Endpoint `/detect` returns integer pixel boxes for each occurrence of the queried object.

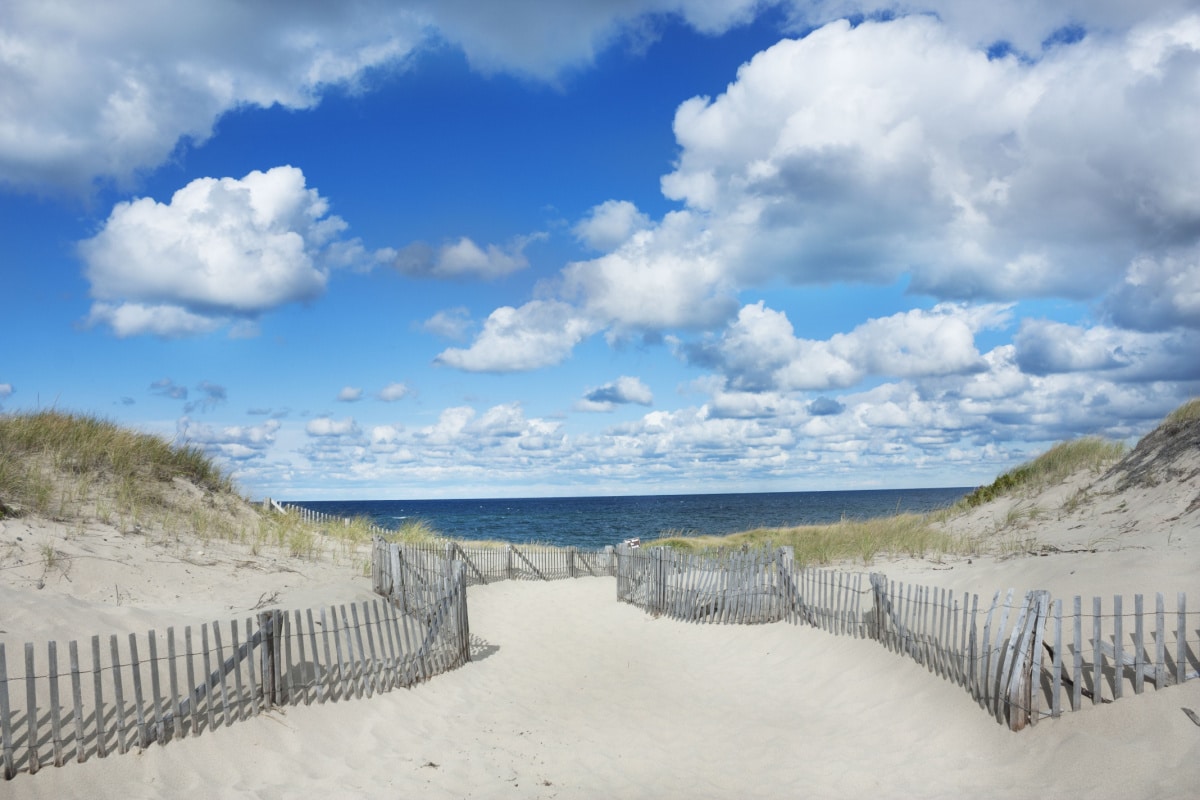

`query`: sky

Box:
[2,1,1200,501]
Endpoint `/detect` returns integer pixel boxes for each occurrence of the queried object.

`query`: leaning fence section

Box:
[0,559,469,781]
[614,544,1199,732]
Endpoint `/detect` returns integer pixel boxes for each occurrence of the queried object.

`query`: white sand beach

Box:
[2,532,1199,799]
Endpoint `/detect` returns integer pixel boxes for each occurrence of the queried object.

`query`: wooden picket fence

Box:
[615,545,1200,731]
[0,557,469,780]
[267,499,392,536]
[373,538,616,589]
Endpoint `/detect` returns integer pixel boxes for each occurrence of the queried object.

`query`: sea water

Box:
[291,488,971,549]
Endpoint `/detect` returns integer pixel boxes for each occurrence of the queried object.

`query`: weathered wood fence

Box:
[615,545,1199,731]
[0,558,469,781]
[373,538,616,589]
[267,499,392,536]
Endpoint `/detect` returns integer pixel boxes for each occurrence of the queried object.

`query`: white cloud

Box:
[393,233,545,279]
[421,307,474,341]
[653,14,1200,307]
[438,11,1200,372]
[177,417,280,461]
[791,1,1199,58]
[0,383,12,399]
[378,382,412,402]
[577,376,654,411]
[434,300,599,372]
[690,301,1008,392]
[88,303,223,339]
[337,386,364,402]
[1106,246,1200,331]
[561,210,740,333]
[1,0,785,192]
[1013,320,1200,381]
[0,1,425,191]
[573,200,651,251]
[414,0,762,79]
[306,416,360,437]
[80,166,381,337]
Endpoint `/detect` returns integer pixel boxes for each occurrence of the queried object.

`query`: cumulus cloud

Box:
[688,301,1008,392]
[378,382,412,401]
[421,307,474,341]
[1014,320,1200,381]
[573,200,652,251]
[79,166,382,337]
[393,234,544,279]
[576,376,654,411]
[1,0,789,192]
[0,383,12,400]
[0,1,428,191]
[413,0,763,79]
[306,416,361,437]
[1106,246,1200,331]
[561,210,740,333]
[651,15,1200,305]
[177,417,280,461]
[437,12,1200,371]
[337,386,364,402]
[434,300,599,372]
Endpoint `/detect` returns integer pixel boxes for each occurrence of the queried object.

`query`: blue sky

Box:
[3,1,1200,500]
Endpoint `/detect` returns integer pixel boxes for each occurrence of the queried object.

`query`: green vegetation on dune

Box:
[1165,398,1200,426]
[958,437,1125,509]
[645,512,963,567]
[0,409,232,518]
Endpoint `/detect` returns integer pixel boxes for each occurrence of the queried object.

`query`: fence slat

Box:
[24,643,39,774]
[243,619,259,716]
[1051,599,1063,718]
[1177,593,1187,686]
[146,631,165,744]
[167,628,181,740]
[69,641,85,764]
[128,634,148,749]
[110,636,128,755]
[1093,597,1103,705]
[1156,593,1166,691]
[90,636,106,757]
[230,622,246,722]
[1134,595,1145,695]
[48,641,63,767]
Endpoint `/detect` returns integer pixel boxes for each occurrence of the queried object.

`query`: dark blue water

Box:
[291,488,971,549]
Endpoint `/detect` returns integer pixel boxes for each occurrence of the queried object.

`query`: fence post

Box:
[568,547,577,579]
[258,612,276,709]
[605,545,615,577]
[505,545,514,580]
[778,547,795,624]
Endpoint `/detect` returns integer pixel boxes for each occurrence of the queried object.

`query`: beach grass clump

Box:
[644,512,961,567]
[959,436,1124,509]
[1165,398,1200,426]
[0,409,233,520]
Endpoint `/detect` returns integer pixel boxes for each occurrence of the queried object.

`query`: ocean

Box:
[292,487,972,549]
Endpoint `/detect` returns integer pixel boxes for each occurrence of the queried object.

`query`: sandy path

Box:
[7,576,1200,799]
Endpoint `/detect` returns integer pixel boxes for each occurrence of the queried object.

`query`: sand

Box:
[3,457,1200,797]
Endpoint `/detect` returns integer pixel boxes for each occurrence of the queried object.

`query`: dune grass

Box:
[1165,398,1200,426]
[0,409,232,520]
[957,436,1125,509]
[644,433,1132,565]
[644,512,964,567]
